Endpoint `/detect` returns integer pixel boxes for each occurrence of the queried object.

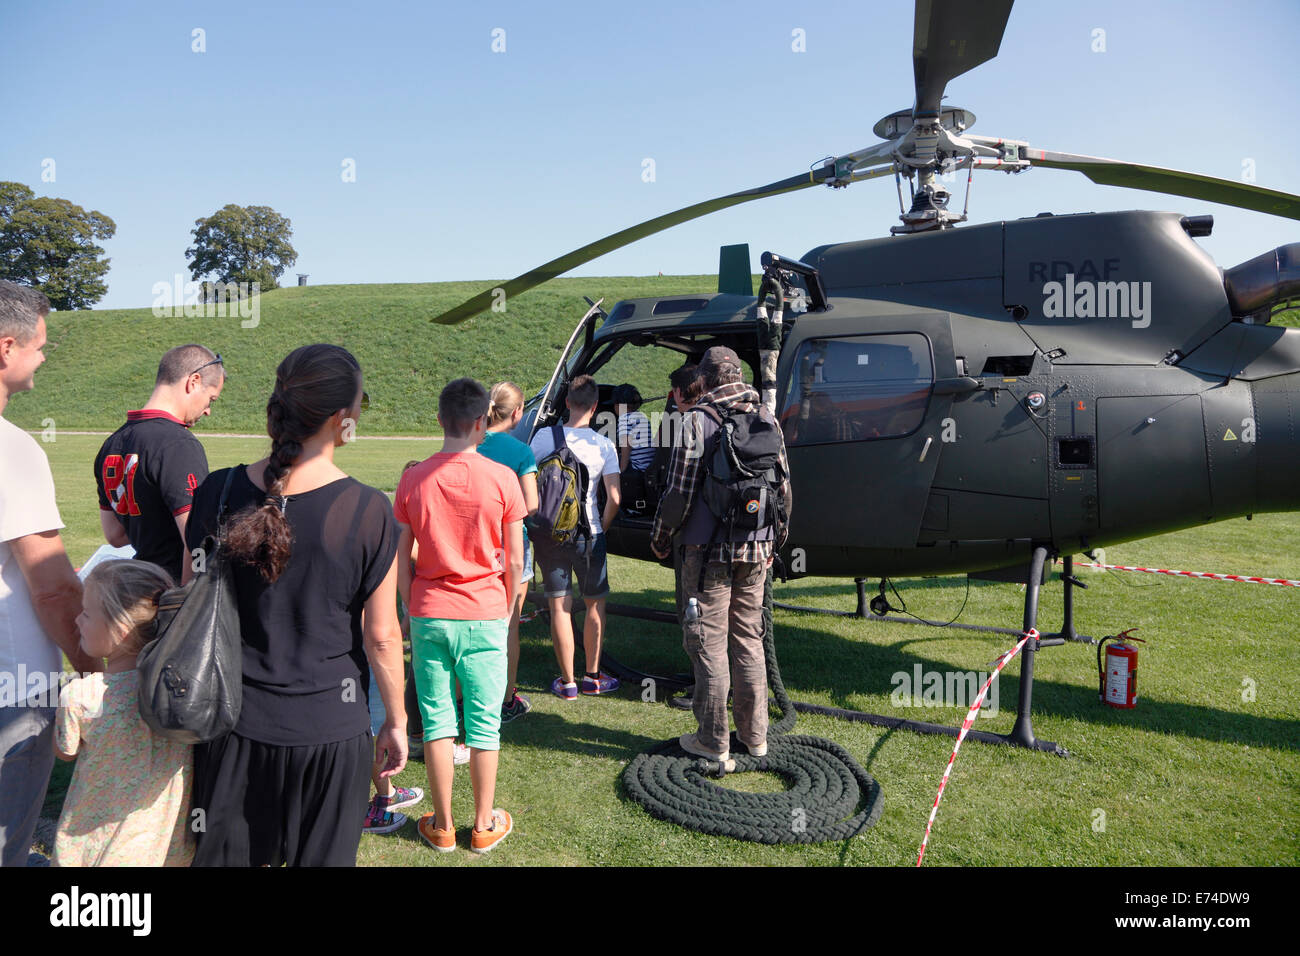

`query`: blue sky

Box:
[2,0,1297,311]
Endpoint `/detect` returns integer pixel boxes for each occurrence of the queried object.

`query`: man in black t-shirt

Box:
[94,344,224,582]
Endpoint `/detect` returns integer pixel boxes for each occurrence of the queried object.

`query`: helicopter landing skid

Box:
[596,548,1069,755]
[789,701,1065,754]
[790,546,1066,755]
[773,578,1024,637]
[1041,554,1098,646]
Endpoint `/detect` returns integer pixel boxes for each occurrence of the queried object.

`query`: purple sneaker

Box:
[581,673,620,696]
[550,677,578,701]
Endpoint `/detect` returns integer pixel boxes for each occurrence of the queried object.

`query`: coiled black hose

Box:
[622,574,884,844]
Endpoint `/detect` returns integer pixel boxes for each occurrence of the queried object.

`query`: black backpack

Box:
[137,468,242,744]
[696,402,788,547]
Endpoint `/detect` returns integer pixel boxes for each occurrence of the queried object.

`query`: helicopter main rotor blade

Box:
[912,0,1014,118]
[431,167,837,325]
[1027,148,1300,220]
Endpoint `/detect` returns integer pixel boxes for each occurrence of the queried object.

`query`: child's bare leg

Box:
[583,597,607,674]
[469,748,499,830]
[372,748,393,798]
[505,588,525,703]
[548,594,575,683]
[425,738,455,828]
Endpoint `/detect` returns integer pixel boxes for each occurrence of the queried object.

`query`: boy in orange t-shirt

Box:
[395,378,525,854]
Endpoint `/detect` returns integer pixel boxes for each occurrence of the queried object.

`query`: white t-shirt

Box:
[618,411,655,471]
[0,416,66,704]
[530,424,620,532]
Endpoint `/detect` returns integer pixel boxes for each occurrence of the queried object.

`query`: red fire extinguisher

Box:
[1098,629,1145,708]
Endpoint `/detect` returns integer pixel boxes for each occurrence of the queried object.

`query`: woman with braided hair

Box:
[183,344,404,866]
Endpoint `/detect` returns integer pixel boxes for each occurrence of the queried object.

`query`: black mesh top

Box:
[186,465,399,746]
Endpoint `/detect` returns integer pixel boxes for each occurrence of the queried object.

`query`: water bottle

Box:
[684,597,701,623]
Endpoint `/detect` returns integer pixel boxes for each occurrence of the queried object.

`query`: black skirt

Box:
[192,730,371,867]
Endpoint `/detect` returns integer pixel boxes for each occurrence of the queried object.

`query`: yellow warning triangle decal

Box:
[1223,428,1238,441]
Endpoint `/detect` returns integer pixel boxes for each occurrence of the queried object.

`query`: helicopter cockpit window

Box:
[778,334,933,445]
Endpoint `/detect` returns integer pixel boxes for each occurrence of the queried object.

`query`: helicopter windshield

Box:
[779,333,933,445]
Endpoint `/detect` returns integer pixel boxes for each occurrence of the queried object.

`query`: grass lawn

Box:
[35,434,1299,866]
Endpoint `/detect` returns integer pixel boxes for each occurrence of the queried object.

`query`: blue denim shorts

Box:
[535,534,609,599]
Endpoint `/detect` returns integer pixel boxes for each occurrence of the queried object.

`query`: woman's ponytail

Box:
[487,381,524,428]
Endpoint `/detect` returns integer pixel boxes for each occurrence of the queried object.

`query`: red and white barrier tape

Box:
[915,627,1039,867]
[1076,561,1300,587]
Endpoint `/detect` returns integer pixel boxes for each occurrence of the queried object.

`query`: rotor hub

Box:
[873,106,975,141]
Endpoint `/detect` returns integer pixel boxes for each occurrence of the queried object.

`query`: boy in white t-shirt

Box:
[528,375,622,700]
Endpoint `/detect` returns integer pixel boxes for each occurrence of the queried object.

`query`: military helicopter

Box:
[431,0,1300,752]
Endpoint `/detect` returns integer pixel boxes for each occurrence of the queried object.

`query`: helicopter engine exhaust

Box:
[1223,243,1300,323]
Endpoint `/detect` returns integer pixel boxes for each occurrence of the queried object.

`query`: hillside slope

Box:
[6,276,716,434]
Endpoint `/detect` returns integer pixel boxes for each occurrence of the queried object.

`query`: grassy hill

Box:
[5,276,718,435]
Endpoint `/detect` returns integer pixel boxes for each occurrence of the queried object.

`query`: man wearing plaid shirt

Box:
[650,346,792,763]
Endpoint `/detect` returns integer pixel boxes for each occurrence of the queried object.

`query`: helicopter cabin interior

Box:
[519,291,960,571]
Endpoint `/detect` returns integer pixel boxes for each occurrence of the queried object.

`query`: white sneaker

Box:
[453,743,471,765]
[679,732,730,763]
[747,741,768,757]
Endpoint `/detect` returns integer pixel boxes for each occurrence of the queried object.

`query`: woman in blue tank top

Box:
[479,382,539,723]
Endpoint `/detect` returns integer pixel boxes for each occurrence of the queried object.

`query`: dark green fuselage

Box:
[524,210,1300,578]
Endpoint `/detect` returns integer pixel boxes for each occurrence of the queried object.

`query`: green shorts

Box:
[409,617,508,751]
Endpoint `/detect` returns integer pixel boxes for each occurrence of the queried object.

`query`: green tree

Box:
[186,204,297,294]
[0,182,116,311]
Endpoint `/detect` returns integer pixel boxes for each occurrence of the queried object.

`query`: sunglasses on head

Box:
[190,353,223,377]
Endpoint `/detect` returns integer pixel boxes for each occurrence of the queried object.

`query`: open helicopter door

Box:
[518,298,604,443]
[774,311,968,572]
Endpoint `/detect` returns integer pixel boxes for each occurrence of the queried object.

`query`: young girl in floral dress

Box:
[53,559,193,866]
